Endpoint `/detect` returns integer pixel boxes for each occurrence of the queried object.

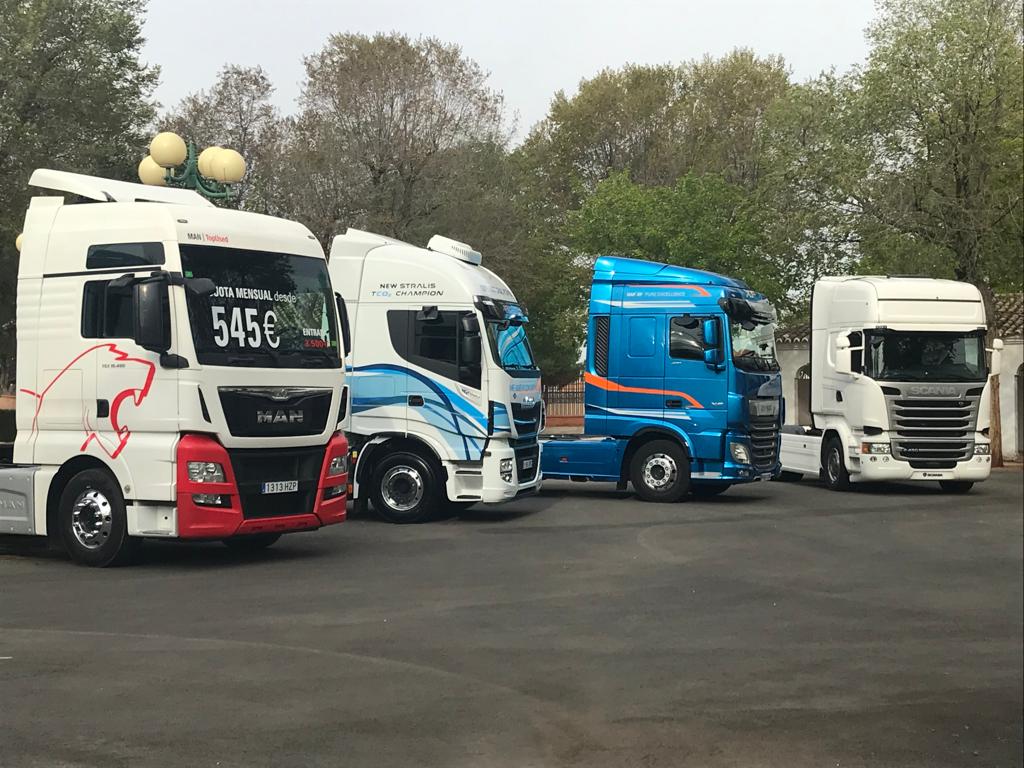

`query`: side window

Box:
[82,281,133,339]
[86,242,165,270]
[387,309,480,389]
[849,330,863,373]
[670,316,706,360]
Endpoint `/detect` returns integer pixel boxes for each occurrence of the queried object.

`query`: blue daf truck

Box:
[540,256,783,501]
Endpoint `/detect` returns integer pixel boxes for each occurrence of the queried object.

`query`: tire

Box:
[691,483,729,498]
[370,451,440,524]
[778,471,804,482]
[58,468,139,567]
[223,533,281,550]
[939,480,974,494]
[821,437,851,491]
[630,439,691,503]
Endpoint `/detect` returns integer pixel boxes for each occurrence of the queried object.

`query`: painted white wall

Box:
[777,340,1023,459]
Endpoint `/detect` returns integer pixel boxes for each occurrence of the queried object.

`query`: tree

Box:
[159,65,283,211]
[0,0,158,386]
[570,171,786,304]
[294,33,506,241]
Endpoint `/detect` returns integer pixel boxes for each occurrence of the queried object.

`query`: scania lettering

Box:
[779,276,1002,492]
[541,256,783,500]
[328,230,542,523]
[0,170,349,566]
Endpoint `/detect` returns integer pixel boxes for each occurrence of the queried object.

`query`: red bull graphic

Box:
[20,344,156,459]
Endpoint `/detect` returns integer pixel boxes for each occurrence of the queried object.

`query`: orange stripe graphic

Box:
[584,372,703,409]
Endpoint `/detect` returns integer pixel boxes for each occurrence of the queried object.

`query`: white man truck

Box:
[328,230,542,523]
[780,276,1003,492]
[0,170,349,566]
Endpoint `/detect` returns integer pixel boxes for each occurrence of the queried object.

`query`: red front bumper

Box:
[175,433,348,539]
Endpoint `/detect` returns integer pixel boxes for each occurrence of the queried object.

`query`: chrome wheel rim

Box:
[381,466,424,512]
[71,489,113,549]
[827,448,842,484]
[643,453,678,490]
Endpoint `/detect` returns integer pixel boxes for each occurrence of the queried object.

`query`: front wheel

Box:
[370,452,440,524]
[223,533,281,551]
[939,480,974,494]
[821,437,851,491]
[630,439,691,503]
[58,468,139,567]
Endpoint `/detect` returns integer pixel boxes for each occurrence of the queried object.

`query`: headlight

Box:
[500,458,514,483]
[328,455,349,476]
[187,461,225,483]
[729,442,751,465]
[974,443,990,455]
[860,442,890,455]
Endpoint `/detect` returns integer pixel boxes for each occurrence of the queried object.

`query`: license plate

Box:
[261,480,298,494]
[522,459,534,469]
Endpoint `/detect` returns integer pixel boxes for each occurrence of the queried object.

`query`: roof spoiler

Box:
[29,169,215,207]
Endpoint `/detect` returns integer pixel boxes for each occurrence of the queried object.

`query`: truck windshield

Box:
[865,330,987,382]
[180,244,340,369]
[730,321,779,372]
[485,322,537,372]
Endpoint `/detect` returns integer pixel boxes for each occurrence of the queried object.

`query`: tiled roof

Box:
[777,291,1024,344]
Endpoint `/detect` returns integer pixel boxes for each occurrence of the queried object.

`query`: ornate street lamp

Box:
[138,131,246,199]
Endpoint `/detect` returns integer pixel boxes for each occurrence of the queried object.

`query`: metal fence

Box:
[542,378,585,418]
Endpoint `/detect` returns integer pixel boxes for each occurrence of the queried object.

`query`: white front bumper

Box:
[444,441,542,504]
[851,454,992,482]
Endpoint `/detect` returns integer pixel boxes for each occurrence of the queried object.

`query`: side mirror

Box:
[133,277,171,354]
[185,277,216,297]
[989,338,1004,376]
[460,313,480,335]
[335,292,352,356]
[460,335,481,366]
[835,333,852,376]
[702,318,722,369]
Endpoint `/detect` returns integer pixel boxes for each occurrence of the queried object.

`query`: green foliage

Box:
[0,0,158,385]
[571,172,785,304]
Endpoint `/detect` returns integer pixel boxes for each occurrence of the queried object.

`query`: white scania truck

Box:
[328,230,542,523]
[780,276,1002,492]
[0,170,349,566]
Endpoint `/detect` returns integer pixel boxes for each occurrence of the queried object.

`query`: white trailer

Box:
[329,230,542,523]
[780,276,1002,492]
[0,170,350,565]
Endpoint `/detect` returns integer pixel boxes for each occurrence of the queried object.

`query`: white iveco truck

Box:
[0,170,349,566]
[780,276,1002,492]
[329,230,542,523]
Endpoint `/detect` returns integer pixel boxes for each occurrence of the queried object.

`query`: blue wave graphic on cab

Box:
[350,364,488,460]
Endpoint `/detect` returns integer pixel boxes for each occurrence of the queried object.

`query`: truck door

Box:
[664,315,727,460]
[607,313,665,433]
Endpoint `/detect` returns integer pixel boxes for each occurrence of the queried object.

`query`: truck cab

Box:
[541,256,782,501]
[780,276,1000,492]
[328,230,542,523]
[0,170,349,565]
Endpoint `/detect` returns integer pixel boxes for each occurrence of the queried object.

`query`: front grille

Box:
[749,418,780,469]
[884,386,979,466]
[511,401,541,438]
[219,387,333,438]
[514,443,539,482]
[226,445,326,519]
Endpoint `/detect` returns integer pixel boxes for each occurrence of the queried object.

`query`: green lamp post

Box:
[138,132,246,199]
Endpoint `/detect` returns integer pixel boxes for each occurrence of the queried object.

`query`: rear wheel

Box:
[223,533,281,550]
[821,437,851,491]
[370,451,440,524]
[939,480,974,494]
[58,468,139,567]
[630,439,691,503]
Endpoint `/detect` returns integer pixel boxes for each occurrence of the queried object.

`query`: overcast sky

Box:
[142,0,877,138]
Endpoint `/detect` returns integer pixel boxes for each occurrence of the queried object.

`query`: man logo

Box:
[257,410,305,424]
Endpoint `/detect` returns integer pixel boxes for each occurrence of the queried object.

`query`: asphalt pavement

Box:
[1,471,1021,768]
